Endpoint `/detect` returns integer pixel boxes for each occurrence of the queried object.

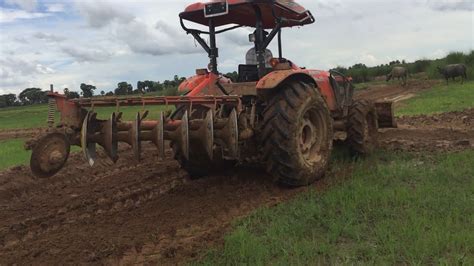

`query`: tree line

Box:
[1,51,472,108]
[0,75,187,108]
[332,51,473,83]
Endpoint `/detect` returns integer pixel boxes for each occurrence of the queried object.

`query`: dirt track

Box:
[0,80,473,264]
[0,128,43,141]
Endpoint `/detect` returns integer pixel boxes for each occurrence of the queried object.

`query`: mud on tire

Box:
[346,100,379,155]
[261,81,333,187]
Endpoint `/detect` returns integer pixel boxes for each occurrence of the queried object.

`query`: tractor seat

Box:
[238,64,275,82]
[238,64,259,82]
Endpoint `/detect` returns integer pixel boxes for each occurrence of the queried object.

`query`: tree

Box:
[137,81,145,93]
[80,83,96,98]
[100,90,105,96]
[64,88,80,99]
[151,81,163,92]
[0,94,16,108]
[115,82,133,95]
[105,91,114,96]
[18,88,48,105]
[225,71,238,82]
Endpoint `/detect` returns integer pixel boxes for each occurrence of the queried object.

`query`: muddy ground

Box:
[0,80,473,264]
[0,128,44,142]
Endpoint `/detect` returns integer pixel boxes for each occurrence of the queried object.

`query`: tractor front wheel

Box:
[346,100,379,155]
[261,81,333,187]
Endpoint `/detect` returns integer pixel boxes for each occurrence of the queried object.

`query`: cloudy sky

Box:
[0,0,472,95]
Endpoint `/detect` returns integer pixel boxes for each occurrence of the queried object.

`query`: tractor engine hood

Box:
[180,0,314,29]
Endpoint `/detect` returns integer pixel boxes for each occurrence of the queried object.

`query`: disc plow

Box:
[27,93,242,178]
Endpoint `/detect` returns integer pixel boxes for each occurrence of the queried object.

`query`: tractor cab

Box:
[179,0,315,84]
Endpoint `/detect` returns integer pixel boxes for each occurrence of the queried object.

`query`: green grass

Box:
[199,150,474,265]
[0,105,53,129]
[397,81,474,116]
[0,104,173,130]
[0,139,31,170]
[91,105,173,121]
[0,139,81,171]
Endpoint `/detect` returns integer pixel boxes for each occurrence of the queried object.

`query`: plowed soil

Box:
[0,149,315,265]
[0,128,43,141]
[1,80,473,264]
[355,79,441,103]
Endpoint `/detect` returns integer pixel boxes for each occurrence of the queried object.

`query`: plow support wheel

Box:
[31,133,71,178]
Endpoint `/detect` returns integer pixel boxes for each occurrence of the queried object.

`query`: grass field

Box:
[199,150,474,265]
[397,81,474,116]
[0,139,30,170]
[0,104,173,130]
[0,105,55,129]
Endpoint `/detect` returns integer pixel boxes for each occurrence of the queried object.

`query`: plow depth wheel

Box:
[31,133,71,178]
[262,81,333,187]
[346,100,379,155]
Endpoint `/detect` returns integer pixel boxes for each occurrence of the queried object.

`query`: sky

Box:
[0,0,473,95]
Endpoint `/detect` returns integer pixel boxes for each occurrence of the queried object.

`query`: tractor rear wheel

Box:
[261,81,333,187]
[346,100,379,155]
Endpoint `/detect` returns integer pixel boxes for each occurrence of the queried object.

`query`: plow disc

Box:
[80,110,193,164]
[81,112,119,166]
[78,108,237,166]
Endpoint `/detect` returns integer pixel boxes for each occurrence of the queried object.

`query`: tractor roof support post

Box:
[253,6,266,78]
[278,29,282,59]
[190,31,210,55]
[261,23,282,51]
[209,19,219,74]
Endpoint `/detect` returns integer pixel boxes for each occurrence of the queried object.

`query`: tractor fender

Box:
[256,70,337,111]
[256,70,316,90]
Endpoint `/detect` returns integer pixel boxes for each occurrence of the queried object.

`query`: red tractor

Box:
[28,0,395,186]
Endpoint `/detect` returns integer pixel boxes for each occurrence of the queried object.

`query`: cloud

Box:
[72,1,202,57]
[33,32,66,42]
[221,28,254,46]
[0,56,54,87]
[75,0,134,28]
[115,19,200,56]
[5,0,37,11]
[0,7,49,23]
[45,3,65,13]
[61,46,114,62]
[428,0,473,11]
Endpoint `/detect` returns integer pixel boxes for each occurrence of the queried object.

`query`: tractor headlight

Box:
[248,33,256,43]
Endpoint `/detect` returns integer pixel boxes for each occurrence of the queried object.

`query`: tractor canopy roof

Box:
[180,0,314,29]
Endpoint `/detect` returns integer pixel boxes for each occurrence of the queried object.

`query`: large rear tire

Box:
[261,81,333,187]
[346,100,379,155]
